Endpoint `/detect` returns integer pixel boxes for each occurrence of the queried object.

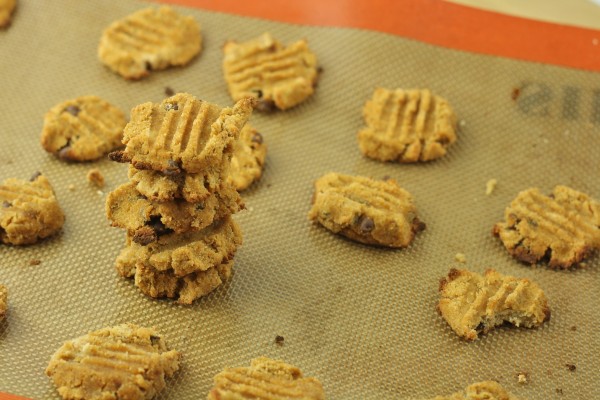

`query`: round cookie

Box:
[98,6,202,80]
[45,324,180,400]
[358,88,457,163]
[0,0,16,28]
[0,173,65,245]
[223,32,320,111]
[308,173,425,248]
[41,96,126,162]
[208,357,326,400]
[228,124,267,191]
[493,185,600,268]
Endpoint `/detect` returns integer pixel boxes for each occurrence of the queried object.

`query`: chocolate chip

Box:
[358,216,374,233]
[149,217,172,237]
[256,99,276,112]
[145,61,153,71]
[411,217,427,233]
[164,86,175,97]
[132,227,157,245]
[251,132,264,144]
[274,335,284,345]
[29,171,42,181]
[196,202,205,211]
[108,150,131,163]
[317,66,324,74]
[163,159,180,176]
[164,103,179,111]
[58,146,73,161]
[566,364,576,372]
[64,105,80,116]
[253,89,264,98]
[150,335,161,346]
[2,201,11,208]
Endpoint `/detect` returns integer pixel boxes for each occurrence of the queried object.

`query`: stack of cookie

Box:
[106,93,255,304]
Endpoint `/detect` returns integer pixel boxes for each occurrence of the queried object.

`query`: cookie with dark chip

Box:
[493,186,600,268]
[41,96,126,162]
[308,173,425,247]
[228,124,267,191]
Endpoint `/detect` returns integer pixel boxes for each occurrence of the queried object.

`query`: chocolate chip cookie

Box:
[358,88,457,162]
[438,268,550,341]
[109,93,255,174]
[0,173,65,245]
[46,324,180,400]
[98,6,201,79]
[208,357,326,400]
[493,185,600,268]
[228,124,267,191]
[308,173,425,247]
[223,32,320,111]
[0,0,16,28]
[41,96,126,162]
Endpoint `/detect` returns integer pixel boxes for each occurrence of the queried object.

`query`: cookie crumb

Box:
[517,373,528,384]
[274,335,284,346]
[454,253,467,263]
[165,86,175,96]
[29,259,42,266]
[87,169,105,188]
[485,179,497,195]
[68,184,76,191]
[570,326,577,331]
[566,363,576,372]
[556,388,563,395]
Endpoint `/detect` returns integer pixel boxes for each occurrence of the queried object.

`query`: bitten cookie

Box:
[109,93,255,174]
[430,381,521,400]
[41,96,127,162]
[223,32,320,111]
[98,6,201,79]
[308,173,425,247]
[116,216,242,277]
[46,324,180,400]
[438,268,550,341]
[106,182,243,243]
[0,284,7,320]
[358,88,457,162]
[208,357,326,400]
[493,186,600,269]
[228,124,267,191]
[0,173,65,245]
[0,0,16,28]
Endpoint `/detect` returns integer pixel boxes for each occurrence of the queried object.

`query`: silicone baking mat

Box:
[0,1,599,399]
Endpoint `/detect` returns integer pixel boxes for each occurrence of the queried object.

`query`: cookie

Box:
[430,381,520,400]
[357,88,457,162]
[0,284,7,320]
[46,324,180,400]
[134,260,233,304]
[308,173,425,247]
[493,186,600,268]
[208,357,326,400]
[0,173,65,245]
[438,268,550,341]
[98,6,201,79]
[106,182,243,243]
[128,163,228,203]
[228,124,267,191]
[41,96,127,162]
[0,0,16,28]
[109,93,255,174]
[223,32,320,111]
[117,216,242,277]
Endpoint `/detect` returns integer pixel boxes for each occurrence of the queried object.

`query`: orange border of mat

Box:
[0,394,31,400]
[158,0,600,72]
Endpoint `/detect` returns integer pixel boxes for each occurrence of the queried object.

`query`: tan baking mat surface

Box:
[1,1,599,399]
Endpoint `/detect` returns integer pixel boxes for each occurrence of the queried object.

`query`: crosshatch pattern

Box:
[0,1,599,399]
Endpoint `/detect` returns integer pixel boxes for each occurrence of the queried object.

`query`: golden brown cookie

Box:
[41,96,127,162]
[223,32,320,111]
[46,324,180,400]
[208,356,326,400]
[0,284,7,320]
[106,182,243,243]
[228,124,267,191]
[493,186,600,269]
[308,173,425,247]
[116,216,242,277]
[98,6,201,80]
[430,381,521,400]
[0,173,65,245]
[438,268,550,341]
[128,163,228,203]
[358,88,457,162]
[0,0,16,28]
[134,260,233,304]
[109,93,255,174]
